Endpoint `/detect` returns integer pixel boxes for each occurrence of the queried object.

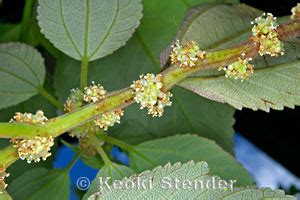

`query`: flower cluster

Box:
[95,109,124,131]
[291,3,300,20]
[64,88,85,113]
[11,136,54,163]
[0,167,9,191]
[219,56,254,81]
[251,13,284,57]
[170,40,206,69]
[10,111,54,163]
[83,82,106,103]
[64,82,124,137]
[9,110,48,124]
[131,74,172,117]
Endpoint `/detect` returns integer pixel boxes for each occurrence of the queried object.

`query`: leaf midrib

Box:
[0,66,37,89]
[88,0,120,60]
[59,0,82,58]
[0,51,42,86]
[83,0,90,59]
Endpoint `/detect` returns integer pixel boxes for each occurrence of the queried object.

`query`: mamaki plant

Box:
[0,0,299,199]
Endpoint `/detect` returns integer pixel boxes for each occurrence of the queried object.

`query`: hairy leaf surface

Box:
[37,0,143,61]
[84,163,135,200]
[88,161,294,199]
[0,43,45,109]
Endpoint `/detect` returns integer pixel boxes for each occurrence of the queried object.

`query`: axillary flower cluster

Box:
[131,74,172,117]
[170,40,206,69]
[64,82,124,137]
[251,13,284,57]
[9,111,54,163]
[218,55,254,81]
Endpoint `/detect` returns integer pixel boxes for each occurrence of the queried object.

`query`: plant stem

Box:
[89,134,111,165]
[0,18,299,168]
[0,19,298,140]
[19,0,35,41]
[96,134,157,167]
[96,134,134,152]
[65,152,81,171]
[80,57,89,89]
[37,87,63,110]
[0,145,19,168]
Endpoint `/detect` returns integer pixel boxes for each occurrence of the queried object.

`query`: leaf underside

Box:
[88,161,294,200]
[84,162,135,200]
[37,0,143,61]
[0,43,45,109]
[175,4,300,111]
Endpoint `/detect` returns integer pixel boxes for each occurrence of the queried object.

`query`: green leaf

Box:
[84,162,135,200]
[176,4,300,111]
[128,134,253,186]
[179,61,300,111]
[178,4,262,51]
[0,94,57,123]
[0,43,45,109]
[88,161,294,199]
[37,0,143,61]
[8,168,70,200]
